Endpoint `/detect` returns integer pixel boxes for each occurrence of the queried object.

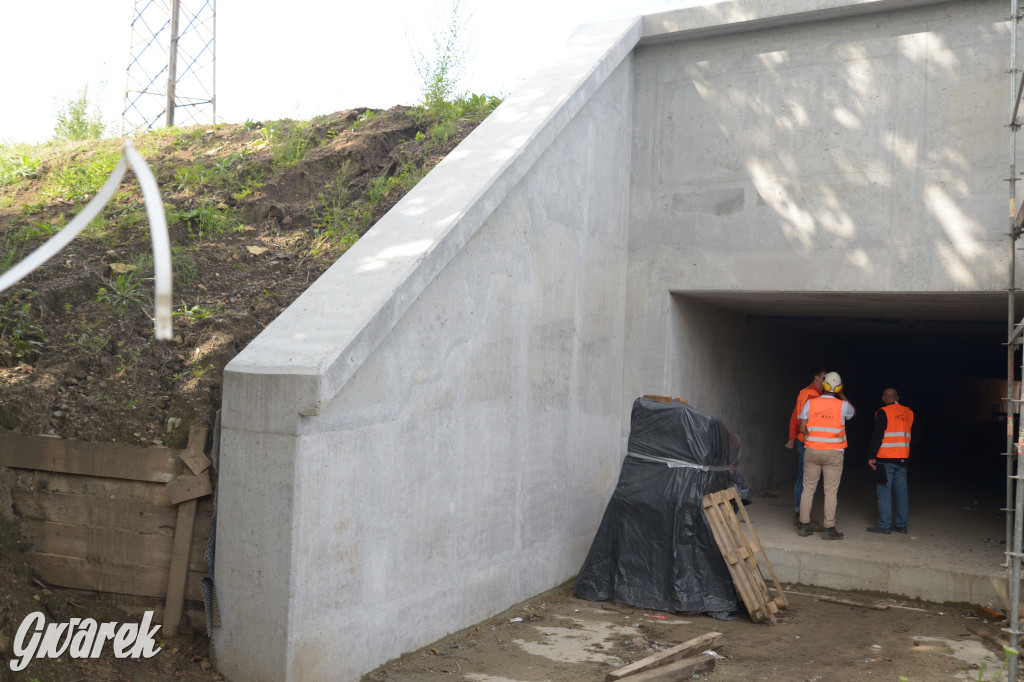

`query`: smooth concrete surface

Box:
[747,468,1012,608]
[214,1,1019,680]
[215,17,642,682]
[624,0,1012,494]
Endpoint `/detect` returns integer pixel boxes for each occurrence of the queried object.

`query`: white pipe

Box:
[0,140,173,341]
[123,140,173,340]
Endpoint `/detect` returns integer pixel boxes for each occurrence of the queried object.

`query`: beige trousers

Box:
[799,447,844,529]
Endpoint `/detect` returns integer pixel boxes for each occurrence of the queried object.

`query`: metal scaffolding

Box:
[1009,0,1024,678]
[121,0,216,136]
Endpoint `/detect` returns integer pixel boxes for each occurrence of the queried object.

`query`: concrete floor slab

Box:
[744,468,1012,607]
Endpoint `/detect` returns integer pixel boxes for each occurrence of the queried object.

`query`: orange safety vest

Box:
[793,385,820,443]
[876,403,913,459]
[804,397,847,450]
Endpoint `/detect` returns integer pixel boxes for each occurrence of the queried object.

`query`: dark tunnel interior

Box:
[764,311,1019,500]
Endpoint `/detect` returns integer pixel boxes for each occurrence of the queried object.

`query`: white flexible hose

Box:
[123,141,172,340]
[0,140,173,340]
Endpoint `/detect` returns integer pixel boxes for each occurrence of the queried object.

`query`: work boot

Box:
[866,525,891,534]
[793,511,800,527]
[809,514,825,532]
[893,526,907,534]
[820,526,844,541]
[797,522,813,537]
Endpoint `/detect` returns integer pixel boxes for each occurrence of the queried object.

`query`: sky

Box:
[0,0,713,145]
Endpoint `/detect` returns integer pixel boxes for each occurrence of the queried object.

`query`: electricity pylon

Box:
[121,0,215,135]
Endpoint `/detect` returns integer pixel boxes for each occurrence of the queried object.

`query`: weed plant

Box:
[168,202,241,239]
[0,151,42,189]
[95,270,147,310]
[53,86,105,141]
[0,295,47,365]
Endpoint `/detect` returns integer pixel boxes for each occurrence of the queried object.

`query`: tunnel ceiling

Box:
[679,291,1024,346]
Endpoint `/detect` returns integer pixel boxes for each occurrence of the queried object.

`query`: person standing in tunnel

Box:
[866,388,916,534]
[785,369,827,528]
[797,371,856,540]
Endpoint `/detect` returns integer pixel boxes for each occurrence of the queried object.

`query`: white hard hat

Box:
[823,371,843,393]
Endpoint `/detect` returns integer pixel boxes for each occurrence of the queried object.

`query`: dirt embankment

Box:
[0,106,481,449]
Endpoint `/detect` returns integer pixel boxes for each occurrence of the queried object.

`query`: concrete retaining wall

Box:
[215,1,1014,679]
[214,17,641,682]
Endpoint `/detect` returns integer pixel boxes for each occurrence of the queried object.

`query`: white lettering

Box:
[89,622,119,658]
[10,611,44,672]
[10,611,163,672]
[127,610,162,658]
[69,619,97,657]
[37,619,78,659]
[113,622,138,657]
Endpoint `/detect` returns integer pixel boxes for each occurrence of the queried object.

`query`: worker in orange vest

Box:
[797,371,856,540]
[866,388,916,534]
[784,369,827,528]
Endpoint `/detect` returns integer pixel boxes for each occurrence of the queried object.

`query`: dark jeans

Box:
[876,461,908,530]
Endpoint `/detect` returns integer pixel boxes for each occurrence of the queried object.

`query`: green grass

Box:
[168,201,242,239]
[44,147,121,204]
[0,295,47,364]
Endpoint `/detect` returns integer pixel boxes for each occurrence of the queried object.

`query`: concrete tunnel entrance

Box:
[670,291,1024,514]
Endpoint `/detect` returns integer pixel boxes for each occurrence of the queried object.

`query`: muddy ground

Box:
[364,580,1016,682]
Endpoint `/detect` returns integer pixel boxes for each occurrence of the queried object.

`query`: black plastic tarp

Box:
[574,397,750,619]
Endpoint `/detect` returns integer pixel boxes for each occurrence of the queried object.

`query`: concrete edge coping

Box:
[639,0,958,45]
[222,16,643,426]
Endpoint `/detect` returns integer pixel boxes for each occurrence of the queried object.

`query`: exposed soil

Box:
[363,580,1016,682]
[0,106,479,450]
[0,106,482,680]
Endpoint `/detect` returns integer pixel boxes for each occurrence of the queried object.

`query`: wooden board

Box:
[607,632,721,681]
[12,488,213,538]
[11,469,176,506]
[22,519,209,573]
[28,551,205,601]
[166,470,213,504]
[614,654,715,681]
[0,432,181,482]
[702,487,787,623]
[163,499,198,636]
[178,425,211,475]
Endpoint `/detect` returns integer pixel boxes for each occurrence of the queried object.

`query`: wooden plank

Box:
[59,587,206,627]
[613,654,715,682]
[12,485,213,531]
[703,492,764,621]
[816,595,889,610]
[28,551,205,601]
[10,469,174,506]
[731,491,789,610]
[606,632,721,681]
[702,488,786,623]
[22,520,208,573]
[166,470,213,505]
[0,432,181,482]
[178,425,211,475]
[164,499,198,636]
[12,488,214,534]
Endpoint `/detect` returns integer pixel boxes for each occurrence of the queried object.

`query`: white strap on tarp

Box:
[627,451,736,471]
[0,139,172,340]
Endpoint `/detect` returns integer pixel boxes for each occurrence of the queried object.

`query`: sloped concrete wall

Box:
[215,1,1015,679]
[624,0,1011,492]
[214,18,640,682]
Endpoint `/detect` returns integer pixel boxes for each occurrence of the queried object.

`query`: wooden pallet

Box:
[702,487,787,622]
